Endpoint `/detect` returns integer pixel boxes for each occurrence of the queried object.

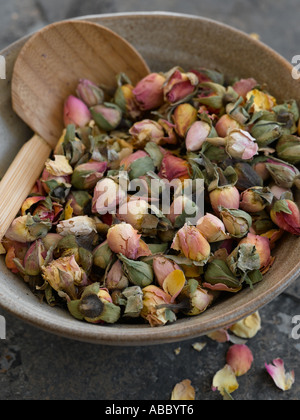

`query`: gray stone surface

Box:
[0,0,300,401]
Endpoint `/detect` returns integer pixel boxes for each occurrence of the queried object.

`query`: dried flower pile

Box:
[2,67,300,327]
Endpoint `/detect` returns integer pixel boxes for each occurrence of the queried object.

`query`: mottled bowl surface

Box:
[0,12,299,346]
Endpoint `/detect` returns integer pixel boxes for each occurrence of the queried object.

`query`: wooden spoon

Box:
[0,20,150,240]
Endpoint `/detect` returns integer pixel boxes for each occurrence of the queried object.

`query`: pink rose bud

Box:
[197,213,229,243]
[270,199,300,235]
[209,186,240,216]
[129,119,164,148]
[117,199,149,231]
[239,233,272,270]
[64,95,91,128]
[185,121,211,152]
[106,260,129,291]
[171,224,211,263]
[71,161,108,190]
[226,129,259,160]
[232,78,258,98]
[215,114,243,138]
[120,150,148,170]
[107,223,151,260]
[152,256,181,287]
[226,344,254,377]
[90,103,122,132]
[164,68,198,104]
[133,73,166,111]
[240,187,273,213]
[158,153,191,182]
[76,79,104,107]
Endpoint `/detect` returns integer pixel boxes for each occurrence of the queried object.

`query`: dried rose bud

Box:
[42,255,87,300]
[252,160,270,182]
[225,129,259,160]
[106,260,129,291]
[240,187,273,213]
[212,365,239,399]
[215,114,243,138]
[57,216,97,237]
[265,359,295,391]
[18,239,49,277]
[246,89,276,112]
[5,215,51,243]
[276,135,300,165]
[239,233,272,270]
[117,199,149,231]
[158,153,190,182]
[92,178,127,215]
[168,196,198,228]
[71,161,107,190]
[93,240,113,269]
[64,95,91,128]
[230,312,261,338]
[90,103,122,132]
[152,256,181,288]
[141,285,176,327]
[197,213,229,243]
[185,120,211,152]
[203,259,242,292]
[172,103,198,138]
[114,83,142,120]
[190,67,224,85]
[171,224,211,263]
[129,119,164,148]
[209,186,240,216]
[133,72,166,111]
[121,286,144,318]
[41,168,72,195]
[118,254,154,288]
[107,223,151,260]
[251,120,283,147]
[179,279,214,316]
[121,149,155,179]
[42,233,63,251]
[76,79,104,107]
[265,158,300,189]
[232,78,258,98]
[68,283,121,324]
[164,68,198,104]
[270,199,300,235]
[226,344,254,377]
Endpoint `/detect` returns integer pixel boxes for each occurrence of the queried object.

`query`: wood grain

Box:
[12,20,150,149]
[0,135,51,240]
[0,20,150,241]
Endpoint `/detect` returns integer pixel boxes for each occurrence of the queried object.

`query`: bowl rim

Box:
[0,11,299,346]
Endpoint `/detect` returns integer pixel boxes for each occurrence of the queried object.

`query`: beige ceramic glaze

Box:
[0,12,299,345]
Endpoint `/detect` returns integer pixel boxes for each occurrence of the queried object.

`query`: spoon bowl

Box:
[0,20,150,240]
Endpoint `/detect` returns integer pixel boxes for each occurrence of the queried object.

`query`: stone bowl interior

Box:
[0,12,299,346]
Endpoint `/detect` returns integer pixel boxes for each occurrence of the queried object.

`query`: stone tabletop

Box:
[0,0,299,401]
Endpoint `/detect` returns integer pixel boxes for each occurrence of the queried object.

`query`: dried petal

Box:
[226,344,254,376]
[171,380,195,401]
[45,155,73,177]
[265,359,295,391]
[212,365,239,398]
[163,270,186,302]
[230,312,261,339]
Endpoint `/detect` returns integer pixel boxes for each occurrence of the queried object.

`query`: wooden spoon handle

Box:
[0,135,51,241]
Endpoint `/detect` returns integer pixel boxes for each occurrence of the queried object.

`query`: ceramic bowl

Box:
[0,12,299,345]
